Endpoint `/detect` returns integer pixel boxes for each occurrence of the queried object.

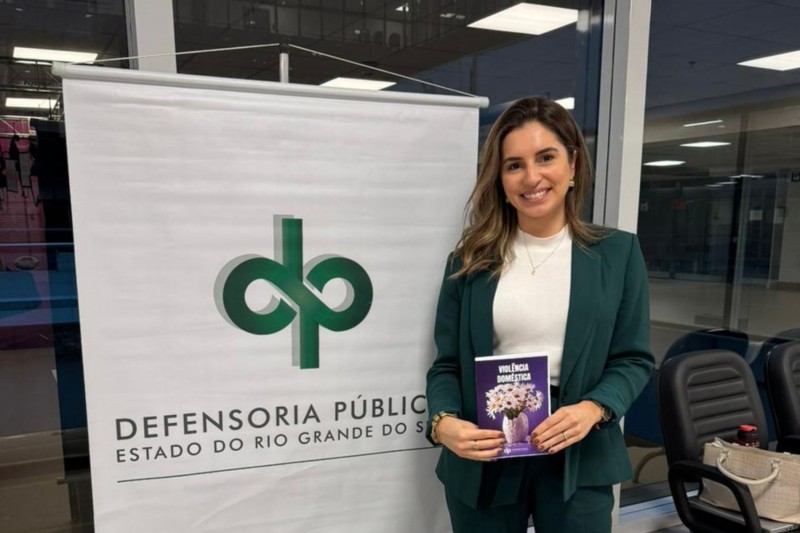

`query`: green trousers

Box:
[444,452,613,533]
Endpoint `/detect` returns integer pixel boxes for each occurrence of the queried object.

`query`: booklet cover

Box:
[474,352,550,458]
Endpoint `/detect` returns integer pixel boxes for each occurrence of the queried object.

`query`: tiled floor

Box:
[0,431,92,533]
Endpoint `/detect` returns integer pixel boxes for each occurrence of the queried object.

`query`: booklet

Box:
[474,352,551,458]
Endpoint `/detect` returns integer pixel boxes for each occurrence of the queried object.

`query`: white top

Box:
[493,225,572,386]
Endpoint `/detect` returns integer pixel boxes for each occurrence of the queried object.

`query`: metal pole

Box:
[279,42,289,84]
[726,112,751,331]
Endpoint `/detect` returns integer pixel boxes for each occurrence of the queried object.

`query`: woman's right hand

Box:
[436,416,505,461]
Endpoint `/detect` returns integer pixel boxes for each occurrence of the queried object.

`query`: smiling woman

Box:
[500,121,575,237]
[425,97,655,533]
[450,97,604,280]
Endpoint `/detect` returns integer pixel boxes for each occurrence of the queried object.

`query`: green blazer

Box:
[425,229,654,507]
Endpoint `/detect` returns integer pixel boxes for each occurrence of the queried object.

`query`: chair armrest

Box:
[669,460,761,532]
[777,435,800,455]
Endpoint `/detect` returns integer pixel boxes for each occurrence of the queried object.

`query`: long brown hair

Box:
[452,97,605,278]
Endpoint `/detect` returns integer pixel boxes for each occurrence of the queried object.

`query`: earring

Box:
[569,178,575,188]
[505,197,510,203]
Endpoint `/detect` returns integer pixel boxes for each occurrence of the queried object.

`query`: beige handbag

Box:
[701,438,800,524]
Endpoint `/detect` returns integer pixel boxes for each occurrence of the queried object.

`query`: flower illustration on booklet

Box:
[475,352,550,458]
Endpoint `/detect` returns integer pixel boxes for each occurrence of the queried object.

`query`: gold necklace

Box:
[521,227,568,276]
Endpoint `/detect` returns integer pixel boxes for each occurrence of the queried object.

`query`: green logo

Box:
[215,216,373,369]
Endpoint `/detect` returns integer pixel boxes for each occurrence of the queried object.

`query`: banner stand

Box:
[57,45,483,532]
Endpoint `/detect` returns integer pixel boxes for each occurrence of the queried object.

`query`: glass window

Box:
[173,0,605,159]
[0,1,129,531]
[623,0,800,505]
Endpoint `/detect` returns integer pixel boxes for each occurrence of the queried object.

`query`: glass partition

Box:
[0,1,129,531]
[173,0,605,157]
[623,0,800,505]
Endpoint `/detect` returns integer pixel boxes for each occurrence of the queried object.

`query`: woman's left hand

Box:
[529,400,602,454]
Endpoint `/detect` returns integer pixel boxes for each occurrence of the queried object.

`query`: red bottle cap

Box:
[739,424,757,432]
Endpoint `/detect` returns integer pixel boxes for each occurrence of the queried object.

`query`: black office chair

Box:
[750,329,800,443]
[658,349,769,533]
[625,328,749,481]
[765,340,800,454]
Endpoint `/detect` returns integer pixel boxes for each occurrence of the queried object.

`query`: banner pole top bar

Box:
[51,42,489,109]
[53,62,488,109]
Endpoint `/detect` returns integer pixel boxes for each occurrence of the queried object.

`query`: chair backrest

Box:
[625,328,750,447]
[765,340,800,439]
[751,328,800,382]
[657,349,768,466]
[664,328,749,361]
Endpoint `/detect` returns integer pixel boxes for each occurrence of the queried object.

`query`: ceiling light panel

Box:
[644,160,685,167]
[555,97,574,110]
[6,97,57,109]
[13,46,98,63]
[680,141,731,148]
[682,119,723,127]
[320,78,396,91]
[738,49,800,71]
[468,4,579,36]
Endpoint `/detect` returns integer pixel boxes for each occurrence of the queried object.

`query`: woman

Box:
[425,97,654,533]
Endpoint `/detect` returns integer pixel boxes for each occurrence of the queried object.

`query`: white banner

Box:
[61,66,478,532]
